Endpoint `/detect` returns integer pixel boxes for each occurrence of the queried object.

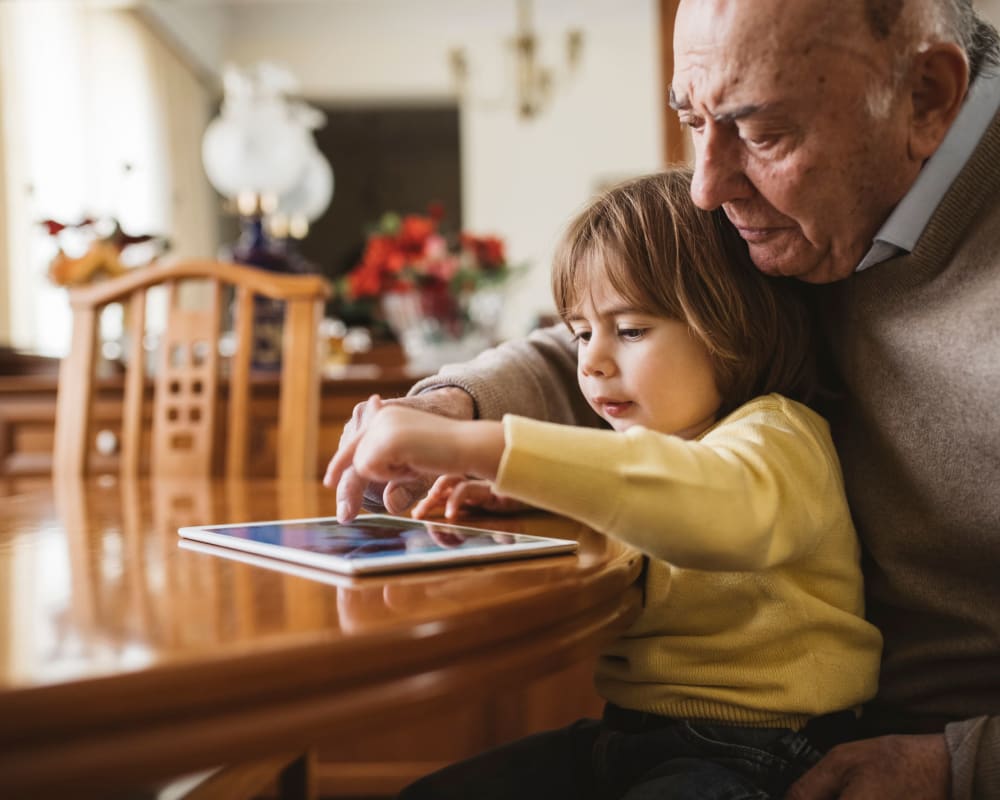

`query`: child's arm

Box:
[352,406,504,482]
[412,475,532,520]
[493,399,844,572]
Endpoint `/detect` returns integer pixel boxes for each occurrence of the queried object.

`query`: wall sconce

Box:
[450,0,584,120]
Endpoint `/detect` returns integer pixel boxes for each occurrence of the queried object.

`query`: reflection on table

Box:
[0,477,642,796]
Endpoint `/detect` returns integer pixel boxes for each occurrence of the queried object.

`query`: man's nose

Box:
[690,123,751,210]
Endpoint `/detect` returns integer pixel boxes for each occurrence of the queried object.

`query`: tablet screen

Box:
[178,514,578,575]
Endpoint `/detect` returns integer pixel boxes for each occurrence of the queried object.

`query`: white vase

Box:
[381,286,503,373]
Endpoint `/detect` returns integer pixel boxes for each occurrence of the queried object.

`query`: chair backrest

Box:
[54,259,331,481]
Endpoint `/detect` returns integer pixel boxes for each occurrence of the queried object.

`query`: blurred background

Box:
[0,0,683,357]
[1,0,998,359]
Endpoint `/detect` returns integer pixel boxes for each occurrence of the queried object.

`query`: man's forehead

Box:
[672,0,875,110]
[673,0,866,66]
[675,0,858,40]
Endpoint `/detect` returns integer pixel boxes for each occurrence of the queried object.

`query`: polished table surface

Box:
[0,477,643,796]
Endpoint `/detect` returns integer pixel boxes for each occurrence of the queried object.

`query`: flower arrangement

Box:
[40,217,169,286]
[342,205,510,299]
[336,205,515,366]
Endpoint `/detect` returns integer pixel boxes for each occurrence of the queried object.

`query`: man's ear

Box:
[907,42,969,162]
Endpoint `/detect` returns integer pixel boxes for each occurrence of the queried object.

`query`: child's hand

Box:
[349,402,445,483]
[323,387,476,522]
[326,396,505,521]
[412,475,531,520]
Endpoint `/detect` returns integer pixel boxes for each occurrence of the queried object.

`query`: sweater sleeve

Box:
[407,324,601,426]
[494,397,840,572]
[945,717,1000,800]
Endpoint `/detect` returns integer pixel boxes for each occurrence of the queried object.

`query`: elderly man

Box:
[327,1,1000,797]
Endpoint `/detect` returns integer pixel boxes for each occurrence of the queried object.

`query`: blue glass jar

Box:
[228,216,310,370]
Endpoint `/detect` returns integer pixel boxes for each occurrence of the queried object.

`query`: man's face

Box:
[672,0,924,283]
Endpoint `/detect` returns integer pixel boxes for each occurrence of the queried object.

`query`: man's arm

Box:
[408,324,599,425]
[946,716,1000,799]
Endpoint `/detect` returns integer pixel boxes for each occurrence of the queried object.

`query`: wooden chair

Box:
[52,260,329,796]
[53,259,331,481]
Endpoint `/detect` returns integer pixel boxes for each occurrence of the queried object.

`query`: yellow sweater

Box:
[495,393,882,729]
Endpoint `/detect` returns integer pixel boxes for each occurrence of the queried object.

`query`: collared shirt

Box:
[856,67,1000,272]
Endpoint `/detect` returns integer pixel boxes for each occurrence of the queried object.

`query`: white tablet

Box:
[177,513,578,576]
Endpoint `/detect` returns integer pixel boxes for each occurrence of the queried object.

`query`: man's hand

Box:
[785,734,949,800]
[323,387,475,521]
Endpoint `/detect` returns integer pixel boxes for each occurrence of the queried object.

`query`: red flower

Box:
[398,215,436,254]
[348,252,388,297]
[344,208,510,302]
[461,234,506,269]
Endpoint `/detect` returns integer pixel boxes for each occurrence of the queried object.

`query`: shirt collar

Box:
[856,67,1000,273]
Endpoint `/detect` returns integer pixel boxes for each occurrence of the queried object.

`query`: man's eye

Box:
[678,115,705,133]
[618,328,646,341]
[740,130,779,149]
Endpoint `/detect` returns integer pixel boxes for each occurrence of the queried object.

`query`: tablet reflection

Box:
[178,537,581,636]
[424,523,514,548]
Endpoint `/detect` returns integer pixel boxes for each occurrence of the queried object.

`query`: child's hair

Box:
[551,168,813,416]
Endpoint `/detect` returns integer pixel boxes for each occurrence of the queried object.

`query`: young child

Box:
[327,169,882,799]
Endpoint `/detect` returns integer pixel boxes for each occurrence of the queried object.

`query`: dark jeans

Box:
[397,704,851,800]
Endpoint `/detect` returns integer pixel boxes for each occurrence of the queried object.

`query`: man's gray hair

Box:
[879,0,1000,78]
[864,0,999,117]
[937,0,1000,78]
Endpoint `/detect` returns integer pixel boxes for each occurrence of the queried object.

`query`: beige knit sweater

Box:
[815,106,1000,799]
[411,107,1000,800]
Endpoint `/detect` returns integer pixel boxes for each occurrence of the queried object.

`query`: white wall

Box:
[221,0,664,337]
[139,0,229,84]
[980,0,1000,24]
[0,2,218,354]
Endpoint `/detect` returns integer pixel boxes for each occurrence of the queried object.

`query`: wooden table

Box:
[0,477,642,797]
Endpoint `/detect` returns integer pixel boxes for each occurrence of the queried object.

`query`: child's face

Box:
[567,281,721,438]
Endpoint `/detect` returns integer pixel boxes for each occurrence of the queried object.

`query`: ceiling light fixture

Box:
[450,0,584,120]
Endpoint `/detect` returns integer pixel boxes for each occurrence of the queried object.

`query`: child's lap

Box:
[397,713,824,800]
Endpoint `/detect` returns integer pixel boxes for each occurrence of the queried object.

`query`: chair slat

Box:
[121,291,148,475]
[152,281,221,476]
[202,279,222,472]
[278,296,322,481]
[151,281,179,475]
[54,306,99,475]
[226,285,254,479]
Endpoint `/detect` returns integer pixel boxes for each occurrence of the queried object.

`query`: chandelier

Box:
[450,0,584,120]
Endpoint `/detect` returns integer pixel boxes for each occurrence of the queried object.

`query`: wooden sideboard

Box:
[0,355,419,479]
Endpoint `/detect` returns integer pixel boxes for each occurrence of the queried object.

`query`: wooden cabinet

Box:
[0,362,417,478]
